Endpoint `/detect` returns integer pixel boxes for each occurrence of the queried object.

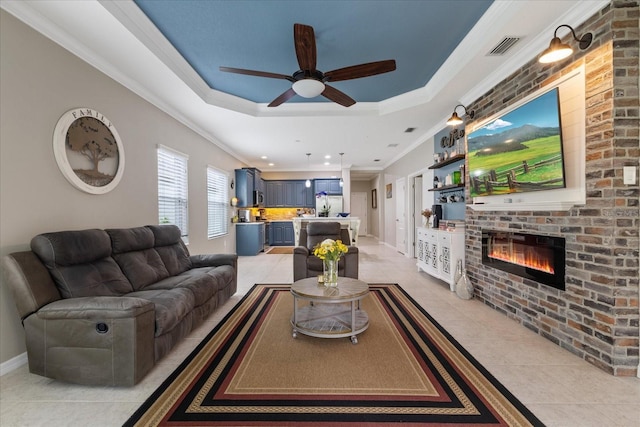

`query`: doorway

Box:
[395,178,406,254]
[350,192,368,235]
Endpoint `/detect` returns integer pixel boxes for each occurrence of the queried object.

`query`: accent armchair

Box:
[293,222,359,282]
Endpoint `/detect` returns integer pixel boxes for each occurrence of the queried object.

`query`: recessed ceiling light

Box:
[374,159,380,162]
[404,127,416,133]
[268,162,274,166]
[324,155,331,159]
[324,162,330,166]
[388,143,398,148]
[261,155,267,159]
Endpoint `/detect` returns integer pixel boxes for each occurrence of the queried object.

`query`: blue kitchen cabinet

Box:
[269,221,295,246]
[236,223,265,255]
[264,180,313,208]
[265,181,285,207]
[314,178,342,195]
[235,168,261,207]
[293,180,315,207]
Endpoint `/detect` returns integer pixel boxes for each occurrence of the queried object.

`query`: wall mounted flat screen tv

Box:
[467,88,566,198]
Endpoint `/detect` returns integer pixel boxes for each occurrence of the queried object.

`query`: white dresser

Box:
[416,227,465,291]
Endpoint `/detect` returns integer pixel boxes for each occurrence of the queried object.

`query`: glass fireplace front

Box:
[482,230,565,290]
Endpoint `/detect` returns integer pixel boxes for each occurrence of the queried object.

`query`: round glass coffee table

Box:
[290,277,369,344]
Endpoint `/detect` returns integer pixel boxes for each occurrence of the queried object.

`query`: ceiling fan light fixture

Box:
[539,24,593,64]
[292,79,325,98]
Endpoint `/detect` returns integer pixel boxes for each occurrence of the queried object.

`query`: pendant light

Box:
[305,153,311,188]
[339,152,344,187]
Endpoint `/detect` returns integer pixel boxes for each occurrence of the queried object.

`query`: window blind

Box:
[157,146,188,240]
[207,166,229,239]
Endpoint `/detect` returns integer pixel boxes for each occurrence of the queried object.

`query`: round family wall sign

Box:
[53,108,125,194]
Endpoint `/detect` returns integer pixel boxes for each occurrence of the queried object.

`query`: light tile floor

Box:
[1,237,638,426]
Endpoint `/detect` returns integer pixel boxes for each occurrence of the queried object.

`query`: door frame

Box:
[407,167,430,259]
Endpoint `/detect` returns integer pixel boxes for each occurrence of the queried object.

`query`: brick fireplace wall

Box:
[464,1,639,376]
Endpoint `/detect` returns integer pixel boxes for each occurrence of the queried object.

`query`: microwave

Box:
[253,190,264,207]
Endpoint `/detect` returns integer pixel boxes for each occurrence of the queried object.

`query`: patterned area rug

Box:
[124,284,543,426]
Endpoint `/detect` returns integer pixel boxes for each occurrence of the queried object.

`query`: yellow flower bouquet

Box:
[313,238,348,261]
[313,238,348,286]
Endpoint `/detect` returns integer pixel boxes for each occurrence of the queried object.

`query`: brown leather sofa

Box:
[293,222,358,281]
[1,225,237,386]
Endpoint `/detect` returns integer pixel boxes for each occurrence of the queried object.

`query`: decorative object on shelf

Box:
[446,105,475,127]
[433,175,439,190]
[453,170,461,184]
[455,262,473,300]
[53,108,125,194]
[315,191,330,216]
[313,238,349,287]
[441,128,465,148]
[421,209,432,227]
[539,24,594,64]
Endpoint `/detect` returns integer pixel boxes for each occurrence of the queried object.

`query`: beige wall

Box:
[381,138,434,246]
[0,11,244,364]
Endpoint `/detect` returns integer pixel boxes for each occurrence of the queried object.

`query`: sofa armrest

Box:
[24,296,156,386]
[293,247,310,282]
[190,253,238,270]
[343,247,359,279]
[36,296,154,320]
[293,246,310,256]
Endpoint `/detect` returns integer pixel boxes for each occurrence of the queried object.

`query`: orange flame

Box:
[489,243,554,274]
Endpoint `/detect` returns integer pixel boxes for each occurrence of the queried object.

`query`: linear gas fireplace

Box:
[482,230,566,290]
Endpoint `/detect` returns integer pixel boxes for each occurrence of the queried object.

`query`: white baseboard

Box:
[0,352,27,376]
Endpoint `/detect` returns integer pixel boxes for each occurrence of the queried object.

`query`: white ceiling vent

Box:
[487,36,522,56]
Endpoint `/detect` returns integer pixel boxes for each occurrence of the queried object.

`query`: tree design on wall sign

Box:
[65,117,119,187]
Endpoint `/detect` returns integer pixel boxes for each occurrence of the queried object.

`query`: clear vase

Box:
[323,259,338,287]
[455,268,474,300]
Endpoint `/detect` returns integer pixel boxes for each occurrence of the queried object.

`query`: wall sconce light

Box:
[230,197,238,207]
[446,105,475,126]
[539,24,593,64]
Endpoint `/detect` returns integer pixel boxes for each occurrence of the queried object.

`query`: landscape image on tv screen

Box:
[467,88,566,198]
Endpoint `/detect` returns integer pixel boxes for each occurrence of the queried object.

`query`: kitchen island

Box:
[291,217,360,246]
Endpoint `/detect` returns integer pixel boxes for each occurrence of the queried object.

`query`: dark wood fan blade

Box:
[220,67,294,81]
[322,85,356,107]
[268,88,297,107]
[294,23,317,72]
[324,60,396,82]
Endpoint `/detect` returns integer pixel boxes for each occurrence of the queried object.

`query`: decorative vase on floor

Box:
[455,263,474,300]
[323,259,338,287]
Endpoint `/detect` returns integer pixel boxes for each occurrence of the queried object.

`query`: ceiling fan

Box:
[220,23,396,107]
